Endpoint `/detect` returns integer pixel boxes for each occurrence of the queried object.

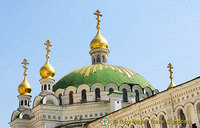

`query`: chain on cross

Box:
[22,59,29,77]
[94,10,102,31]
[44,40,52,59]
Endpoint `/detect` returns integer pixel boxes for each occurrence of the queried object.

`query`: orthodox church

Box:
[9,10,200,128]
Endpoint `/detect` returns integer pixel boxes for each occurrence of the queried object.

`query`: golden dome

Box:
[40,60,55,79]
[90,31,108,50]
[18,78,32,95]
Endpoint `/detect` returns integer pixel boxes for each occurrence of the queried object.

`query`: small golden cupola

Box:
[167,63,175,89]
[40,40,55,79]
[90,10,108,50]
[18,59,32,95]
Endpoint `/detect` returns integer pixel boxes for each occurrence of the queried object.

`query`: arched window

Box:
[23,114,30,120]
[135,90,139,102]
[46,100,54,105]
[95,88,101,101]
[44,84,47,90]
[146,120,151,128]
[122,88,128,102]
[69,91,73,104]
[48,84,50,90]
[58,94,62,105]
[81,89,87,102]
[41,85,43,91]
[146,92,149,98]
[109,88,114,94]
[160,115,167,128]
[25,100,27,105]
[97,55,100,63]
[179,109,186,127]
[21,100,23,106]
[102,55,106,63]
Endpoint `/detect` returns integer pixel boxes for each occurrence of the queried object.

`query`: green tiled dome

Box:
[53,64,155,91]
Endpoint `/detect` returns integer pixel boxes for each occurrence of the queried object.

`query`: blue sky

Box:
[1,0,200,127]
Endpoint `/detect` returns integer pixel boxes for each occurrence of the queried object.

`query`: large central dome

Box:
[53,64,154,91]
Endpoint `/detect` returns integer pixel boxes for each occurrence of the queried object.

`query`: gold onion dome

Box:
[18,78,32,95]
[40,60,55,79]
[90,31,108,50]
[40,40,55,79]
[18,59,32,95]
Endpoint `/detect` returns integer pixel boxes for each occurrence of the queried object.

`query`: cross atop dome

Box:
[94,10,102,31]
[22,59,29,77]
[44,40,52,60]
[167,63,175,89]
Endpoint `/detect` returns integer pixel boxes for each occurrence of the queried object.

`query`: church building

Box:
[9,10,200,128]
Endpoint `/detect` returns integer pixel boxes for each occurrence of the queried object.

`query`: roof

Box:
[53,64,155,91]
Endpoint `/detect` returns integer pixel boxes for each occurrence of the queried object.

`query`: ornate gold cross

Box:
[94,10,102,30]
[22,59,29,77]
[167,63,173,80]
[44,40,52,59]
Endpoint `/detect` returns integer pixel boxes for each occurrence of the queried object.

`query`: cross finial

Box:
[22,59,29,77]
[167,63,174,80]
[44,40,52,60]
[94,10,103,31]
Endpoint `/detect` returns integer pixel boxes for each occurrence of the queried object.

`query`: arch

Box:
[69,91,74,104]
[144,87,152,97]
[41,85,43,91]
[135,90,139,102]
[11,111,20,121]
[119,84,131,92]
[91,83,104,92]
[159,115,167,128]
[21,100,23,106]
[122,88,128,102]
[177,108,187,128]
[58,93,62,105]
[46,100,54,105]
[105,83,118,91]
[42,95,59,106]
[48,84,50,90]
[132,84,143,94]
[150,114,157,128]
[81,89,87,102]
[19,110,34,120]
[55,88,65,98]
[77,84,90,93]
[95,88,101,100]
[23,114,30,119]
[24,100,27,105]
[44,84,47,90]
[97,54,101,63]
[102,55,105,63]
[33,95,43,108]
[65,86,76,95]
